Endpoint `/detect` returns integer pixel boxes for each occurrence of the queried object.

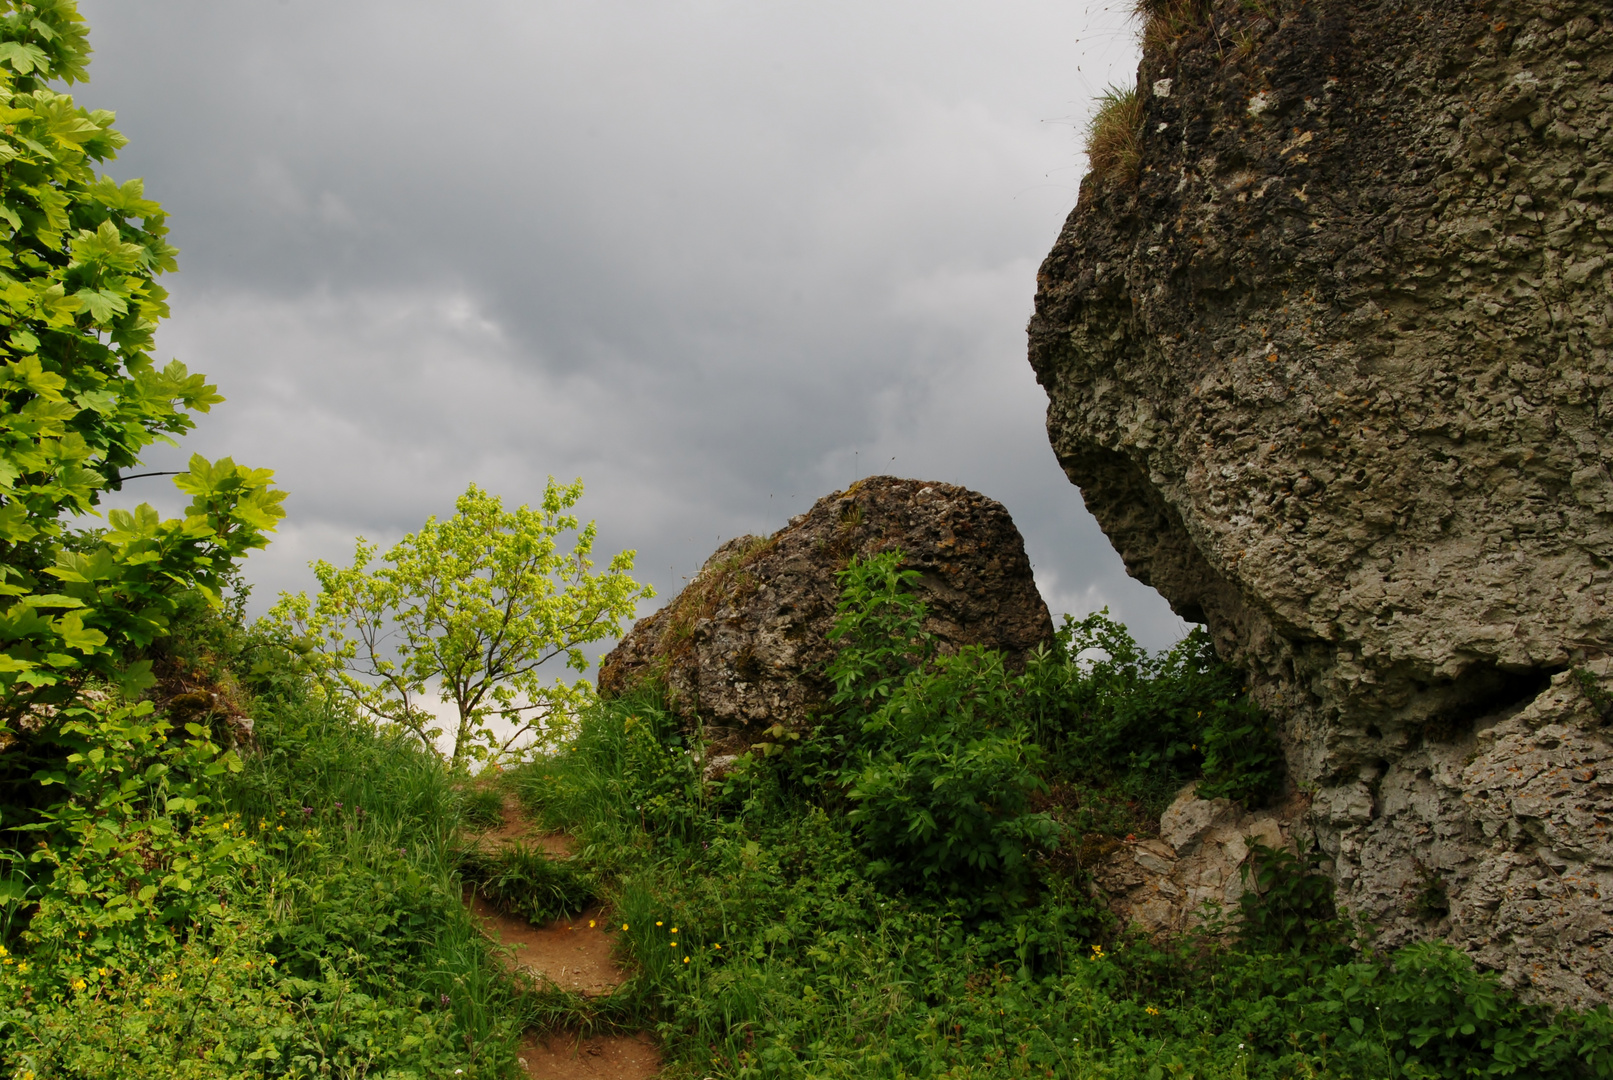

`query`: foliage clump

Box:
[459,843,594,927]
[1083,85,1144,188]
[268,479,652,767]
[2,612,528,1075]
[806,551,1283,894]
[0,0,283,733]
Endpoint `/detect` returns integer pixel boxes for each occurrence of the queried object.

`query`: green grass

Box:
[458,842,596,926]
[503,554,1613,1080]
[0,639,531,1078]
[510,690,1613,1079]
[460,786,508,831]
[222,686,525,1073]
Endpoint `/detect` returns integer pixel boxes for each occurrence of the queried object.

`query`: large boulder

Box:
[1028,0,1613,1004]
[598,477,1053,749]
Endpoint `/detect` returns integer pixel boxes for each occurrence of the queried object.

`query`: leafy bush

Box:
[0,611,526,1075]
[1237,840,1346,958]
[825,555,1057,900]
[1023,609,1284,812]
[1,917,296,1079]
[2,696,254,988]
[1322,943,1613,1079]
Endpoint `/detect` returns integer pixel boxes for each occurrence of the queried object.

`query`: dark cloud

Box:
[74,0,1187,649]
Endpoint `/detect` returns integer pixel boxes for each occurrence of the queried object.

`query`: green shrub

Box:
[1323,942,1613,1079]
[1237,840,1348,959]
[0,609,525,1075]
[1024,610,1284,813]
[842,646,1058,896]
[824,555,1058,901]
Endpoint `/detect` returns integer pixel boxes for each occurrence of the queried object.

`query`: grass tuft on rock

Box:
[1084,85,1144,188]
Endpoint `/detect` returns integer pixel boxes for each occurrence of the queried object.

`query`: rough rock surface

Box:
[598,477,1053,749]
[1029,0,1613,1004]
[1095,785,1297,937]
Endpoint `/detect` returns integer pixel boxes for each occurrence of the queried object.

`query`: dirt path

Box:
[467,895,625,997]
[516,1031,661,1080]
[466,796,661,1079]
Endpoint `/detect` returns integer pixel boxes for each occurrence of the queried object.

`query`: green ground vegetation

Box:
[1,598,530,1076]
[511,552,1613,1080]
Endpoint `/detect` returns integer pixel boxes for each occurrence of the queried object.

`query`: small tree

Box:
[271,480,652,767]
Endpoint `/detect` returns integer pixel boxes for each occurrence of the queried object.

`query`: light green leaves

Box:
[0,4,286,727]
[0,40,48,75]
[269,479,652,768]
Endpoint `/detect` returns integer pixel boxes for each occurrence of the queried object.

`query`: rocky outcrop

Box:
[598,477,1053,750]
[1095,784,1299,937]
[1029,0,1613,1005]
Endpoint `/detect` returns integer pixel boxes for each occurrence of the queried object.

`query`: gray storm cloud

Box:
[74,0,1186,649]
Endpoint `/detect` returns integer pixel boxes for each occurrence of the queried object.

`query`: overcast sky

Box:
[73,0,1187,653]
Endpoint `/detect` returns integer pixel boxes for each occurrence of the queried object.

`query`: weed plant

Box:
[511,553,1613,1079]
[460,785,507,831]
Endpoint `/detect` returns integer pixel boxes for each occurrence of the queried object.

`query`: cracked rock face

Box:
[1095,784,1297,938]
[1029,0,1613,1004]
[598,477,1053,750]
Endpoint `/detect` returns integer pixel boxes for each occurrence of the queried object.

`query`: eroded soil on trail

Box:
[476,795,575,856]
[468,896,624,996]
[463,789,660,1077]
[517,1031,661,1080]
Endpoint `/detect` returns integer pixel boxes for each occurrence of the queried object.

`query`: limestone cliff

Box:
[1029,0,1613,1004]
